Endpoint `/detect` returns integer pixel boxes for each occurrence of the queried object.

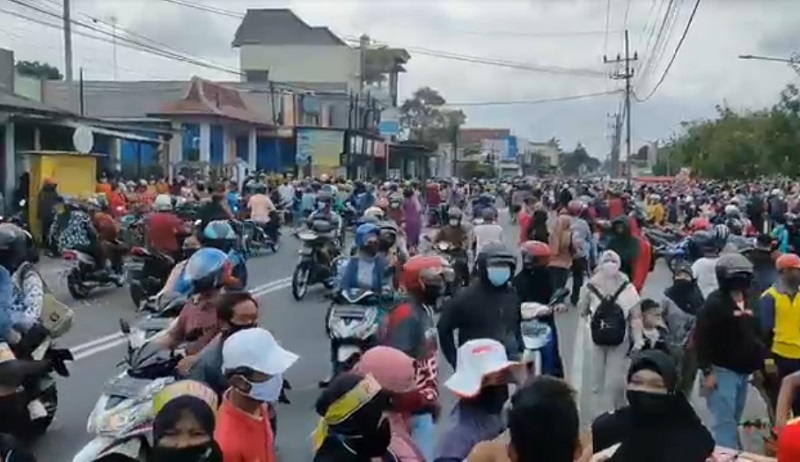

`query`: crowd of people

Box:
[5,173,800,461]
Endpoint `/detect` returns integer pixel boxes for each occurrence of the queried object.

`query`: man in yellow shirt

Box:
[759,253,800,415]
[645,194,665,226]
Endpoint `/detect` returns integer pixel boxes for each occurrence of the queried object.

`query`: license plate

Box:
[337,345,361,362]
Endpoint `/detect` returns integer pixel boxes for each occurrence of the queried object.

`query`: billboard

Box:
[295,128,344,168]
[480,136,518,161]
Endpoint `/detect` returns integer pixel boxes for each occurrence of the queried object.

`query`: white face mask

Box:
[449,219,459,226]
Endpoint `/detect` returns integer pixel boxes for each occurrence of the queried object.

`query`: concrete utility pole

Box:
[358,34,369,93]
[607,112,622,177]
[63,0,73,82]
[604,30,637,185]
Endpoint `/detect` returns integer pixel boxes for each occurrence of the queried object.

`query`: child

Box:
[639,298,668,353]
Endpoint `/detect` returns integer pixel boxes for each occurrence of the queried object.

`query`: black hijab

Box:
[152,396,222,462]
[592,350,715,462]
[664,268,704,316]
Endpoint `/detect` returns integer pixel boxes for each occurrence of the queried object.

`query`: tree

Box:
[399,87,466,148]
[664,83,800,178]
[15,60,63,80]
[559,143,600,175]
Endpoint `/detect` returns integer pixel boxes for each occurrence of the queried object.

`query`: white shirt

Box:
[473,223,504,253]
[691,257,720,299]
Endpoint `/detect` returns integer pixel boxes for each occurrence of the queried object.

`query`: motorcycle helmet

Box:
[0,224,29,272]
[715,253,753,292]
[690,216,711,232]
[316,192,333,210]
[724,204,740,217]
[447,207,463,225]
[481,207,497,221]
[363,206,384,222]
[378,221,398,249]
[202,219,237,241]
[154,194,172,212]
[713,223,730,244]
[376,197,390,211]
[183,247,234,294]
[520,240,551,268]
[476,242,517,276]
[567,200,583,216]
[401,255,453,297]
[354,223,380,249]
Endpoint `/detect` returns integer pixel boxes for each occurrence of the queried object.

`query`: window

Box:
[244,70,269,83]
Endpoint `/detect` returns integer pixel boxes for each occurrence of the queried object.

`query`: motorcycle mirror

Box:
[18,199,26,207]
[119,318,131,334]
[194,219,202,226]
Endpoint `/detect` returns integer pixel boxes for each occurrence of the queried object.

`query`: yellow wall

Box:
[28,153,97,240]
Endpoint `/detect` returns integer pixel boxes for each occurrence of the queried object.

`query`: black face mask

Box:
[152,443,220,462]
[341,419,392,457]
[362,243,378,256]
[421,285,442,305]
[626,390,675,418]
[223,323,256,339]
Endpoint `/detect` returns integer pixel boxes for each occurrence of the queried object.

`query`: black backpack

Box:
[587,282,628,346]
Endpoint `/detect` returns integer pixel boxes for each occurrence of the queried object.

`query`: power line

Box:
[634,0,702,102]
[156,0,608,79]
[603,0,612,56]
[445,90,622,106]
[637,0,682,83]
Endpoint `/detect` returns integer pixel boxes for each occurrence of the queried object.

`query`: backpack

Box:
[587,282,628,347]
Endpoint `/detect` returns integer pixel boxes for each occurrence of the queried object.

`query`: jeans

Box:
[705,366,749,450]
[775,354,800,415]
[409,413,435,462]
[570,257,587,305]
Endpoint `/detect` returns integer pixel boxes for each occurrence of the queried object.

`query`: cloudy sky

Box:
[1,0,798,158]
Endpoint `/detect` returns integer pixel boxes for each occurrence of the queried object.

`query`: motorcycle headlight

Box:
[87,377,173,436]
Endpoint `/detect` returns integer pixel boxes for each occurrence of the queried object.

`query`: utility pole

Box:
[63,0,74,111]
[358,34,369,93]
[604,29,637,185]
[110,15,118,80]
[606,112,622,177]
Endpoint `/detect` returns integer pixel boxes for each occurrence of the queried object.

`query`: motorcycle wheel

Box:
[28,385,57,437]
[67,268,90,299]
[291,266,310,301]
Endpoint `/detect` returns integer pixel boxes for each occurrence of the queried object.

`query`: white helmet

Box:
[363,206,384,221]
[154,194,172,211]
[724,204,739,216]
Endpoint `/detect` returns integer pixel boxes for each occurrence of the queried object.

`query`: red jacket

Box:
[628,218,652,292]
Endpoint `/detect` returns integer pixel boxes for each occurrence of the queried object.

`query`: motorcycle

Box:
[8,323,73,438]
[520,288,569,376]
[0,199,29,230]
[291,220,339,301]
[62,249,125,299]
[72,321,180,462]
[119,214,145,248]
[326,289,387,375]
[126,247,179,310]
[431,241,469,290]
[241,218,279,254]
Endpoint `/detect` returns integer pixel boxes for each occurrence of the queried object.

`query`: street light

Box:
[739,53,800,76]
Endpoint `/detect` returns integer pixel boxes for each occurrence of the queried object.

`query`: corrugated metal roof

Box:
[231,9,347,47]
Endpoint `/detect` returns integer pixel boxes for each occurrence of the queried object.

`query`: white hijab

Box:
[585,250,640,314]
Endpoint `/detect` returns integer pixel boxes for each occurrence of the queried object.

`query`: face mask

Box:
[362,242,378,256]
[421,285,442,305]
[449,219,459,226]
[223,323,256,339]
[486,266,511,286]
[152,444,218,462]
[342,419,392,457]
[236,376,280,402]
[626,389,674,417]
[785,275,800,288]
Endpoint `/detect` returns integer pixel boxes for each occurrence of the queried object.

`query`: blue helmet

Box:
[354,223,380,248]
[202,220,237,240]
[183,247,229,293]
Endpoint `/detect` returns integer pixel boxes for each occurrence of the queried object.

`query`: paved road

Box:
[31,216,768,461]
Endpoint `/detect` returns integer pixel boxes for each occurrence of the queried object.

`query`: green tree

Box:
[559,143,600,175]
[15,60,63,80]
[399,87,466,148]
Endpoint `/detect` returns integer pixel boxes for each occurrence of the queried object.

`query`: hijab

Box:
[664,268,704,316]
[152,395,222,462]
[588,251,628,294]
[593,350,714,462]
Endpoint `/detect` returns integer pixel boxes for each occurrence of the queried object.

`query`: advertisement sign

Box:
[378,107,400,136]
[481,138,508,160]
[295,128,344,168]
[505,135,518,160]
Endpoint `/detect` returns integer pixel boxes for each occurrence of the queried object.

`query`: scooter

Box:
[520,288,569,376]
[72,321,180,462]
[62,249,125,299]
[326,289,387,375]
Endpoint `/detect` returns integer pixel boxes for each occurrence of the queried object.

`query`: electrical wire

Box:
[635,0,678,83]
[157,0,608,79]
[642,0,685,82]
[445,90,623,106]
[634,0,702,101]
[603,0,612,56]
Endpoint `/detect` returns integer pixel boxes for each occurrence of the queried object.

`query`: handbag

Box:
[16,263,74,338]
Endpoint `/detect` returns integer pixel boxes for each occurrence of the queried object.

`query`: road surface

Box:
[30,216,767,461]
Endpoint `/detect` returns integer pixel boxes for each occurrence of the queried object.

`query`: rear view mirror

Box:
[18,199,26,207]
[119,318,131,334]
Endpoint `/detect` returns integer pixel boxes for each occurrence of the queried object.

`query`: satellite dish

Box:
[72,125,94,154]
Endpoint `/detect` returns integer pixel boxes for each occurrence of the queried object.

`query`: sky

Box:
[0,0,798,159]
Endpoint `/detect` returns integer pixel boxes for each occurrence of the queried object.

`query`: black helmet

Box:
[316,192,333,204]
[0,224,29,272]
[715,253,754,291]
[476,242,516,273]
[689,230,716,254]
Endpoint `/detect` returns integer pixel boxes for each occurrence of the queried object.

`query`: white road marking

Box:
[68,277,294,360]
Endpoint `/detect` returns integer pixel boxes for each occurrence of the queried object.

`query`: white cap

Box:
[444,338,517,398]
[222,328,298,377]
